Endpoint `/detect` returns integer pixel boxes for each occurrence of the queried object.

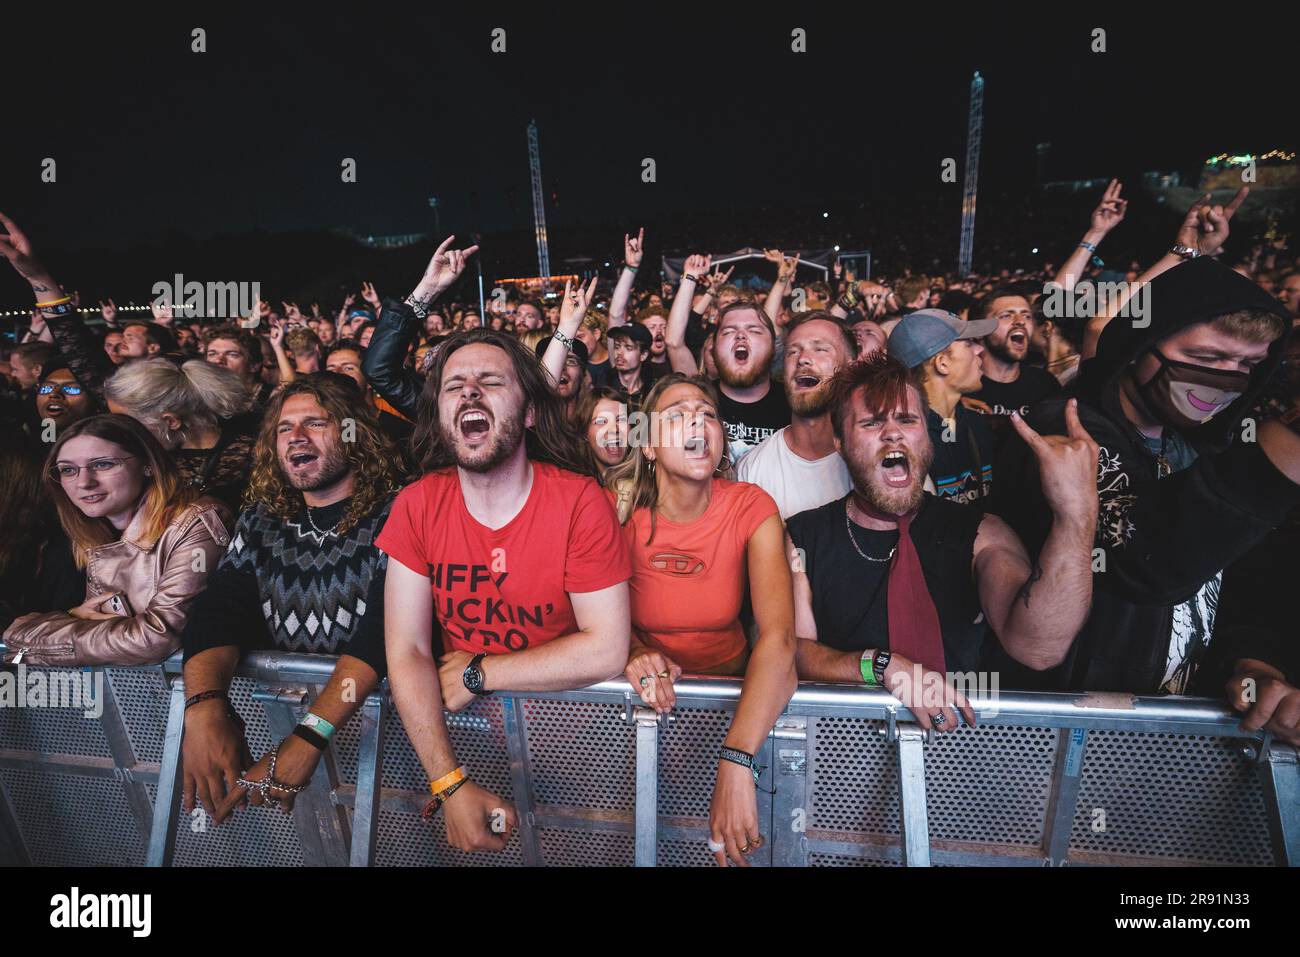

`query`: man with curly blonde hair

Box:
[178,374,408,823]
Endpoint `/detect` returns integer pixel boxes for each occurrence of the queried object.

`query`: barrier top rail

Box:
[72,647,1266,740]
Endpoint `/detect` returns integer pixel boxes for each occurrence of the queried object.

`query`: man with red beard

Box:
[969,289,1063,426]
[380,327,631,853]
[667,255,789,466]
[737,312,858,519]
[786,353,1098,728]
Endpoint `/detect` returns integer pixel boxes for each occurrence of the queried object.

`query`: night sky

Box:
[1,10,1292,256]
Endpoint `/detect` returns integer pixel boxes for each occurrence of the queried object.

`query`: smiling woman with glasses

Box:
[2,414,232,667]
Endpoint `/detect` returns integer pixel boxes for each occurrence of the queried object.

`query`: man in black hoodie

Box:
[990,257,1300,696]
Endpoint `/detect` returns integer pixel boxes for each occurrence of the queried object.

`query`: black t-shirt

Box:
[970,365,1063,420]
[719,385,790,464]
[587,358,612,391]
[610,360,669,410]
[786,494,987,674]
[926,406,994,508]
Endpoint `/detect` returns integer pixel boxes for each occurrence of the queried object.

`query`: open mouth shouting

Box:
[42,400,67,418]
[732,342,751,365]
[793,372,821,391]
[287,449,320,473]
[458,407,493,443]
[879,449,913,489]
[683,435,711,460]
[1007,327,1029,350]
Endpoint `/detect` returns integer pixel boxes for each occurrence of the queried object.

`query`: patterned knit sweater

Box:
[181,495,392,674]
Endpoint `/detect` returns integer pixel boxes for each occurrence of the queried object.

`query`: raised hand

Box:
[763,248,785,264]
[624,227,645,269]
[683,253,712,281]
[282,301,303,323]
[361,281,380,307]
[419,235,480,298]
[1177,187,1248,257]
[310,302,322,318]
[1009,399,1099,525]
[704,264,735,294]
[560,276,599,328]
[151,298,175,325]
[778,253,801,284]
[100,299,117,324]
[1090,179,1128,235]
[268,317,286,349]
[0,211,55,289]
[342,292,356,310]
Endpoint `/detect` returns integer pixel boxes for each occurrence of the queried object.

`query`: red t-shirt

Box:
[621,479,778,671]
[377,462,631,655]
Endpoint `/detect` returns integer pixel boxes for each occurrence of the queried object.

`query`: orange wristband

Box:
[35,296,72,308]
[428,766,466,796]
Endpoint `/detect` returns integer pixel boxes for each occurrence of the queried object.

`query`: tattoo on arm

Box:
[1018,564,1044,609]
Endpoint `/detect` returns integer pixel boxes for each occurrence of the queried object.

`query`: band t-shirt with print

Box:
[376,462,631,655]
[718,386,791,467]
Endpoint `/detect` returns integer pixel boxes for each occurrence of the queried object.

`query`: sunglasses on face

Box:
[38,383,86,396]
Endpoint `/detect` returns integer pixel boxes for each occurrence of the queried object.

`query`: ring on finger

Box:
[933,712,948,727]
[707,838,725,853]
[638,675,651,688]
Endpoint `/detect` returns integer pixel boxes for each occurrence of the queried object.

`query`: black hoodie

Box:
[987,257,1298,693]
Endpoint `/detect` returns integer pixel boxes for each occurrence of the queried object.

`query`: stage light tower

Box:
[958,72,984,277]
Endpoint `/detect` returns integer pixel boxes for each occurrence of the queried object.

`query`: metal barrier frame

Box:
[1,648,1297,867]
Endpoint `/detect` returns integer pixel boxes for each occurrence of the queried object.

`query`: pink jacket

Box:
[2,498,232,667]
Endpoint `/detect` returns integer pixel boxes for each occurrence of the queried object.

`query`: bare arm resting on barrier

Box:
[709,512,797,868]
[440,581,632,706]
[788,532,976,735]
[384,558,519,852]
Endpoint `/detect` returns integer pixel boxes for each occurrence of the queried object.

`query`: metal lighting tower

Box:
[958,72,984,277]
[527,119,551,286]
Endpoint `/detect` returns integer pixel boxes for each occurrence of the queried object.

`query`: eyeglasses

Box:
[37,383,86,397]
[50,456,136,481]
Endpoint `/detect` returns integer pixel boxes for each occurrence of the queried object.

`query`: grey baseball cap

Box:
[887,308,999,369]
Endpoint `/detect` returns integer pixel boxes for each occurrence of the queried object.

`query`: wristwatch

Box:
[462,653,493,696]
[1169,244,1201,261]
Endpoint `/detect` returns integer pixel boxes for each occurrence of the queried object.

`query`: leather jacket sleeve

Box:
[2,506,230,667]
[361,298,424,420]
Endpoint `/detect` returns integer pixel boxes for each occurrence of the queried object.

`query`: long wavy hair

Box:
[604,372,730,544]
[244,375,406,534]
[43,414,198,568]
[412,328,593,476]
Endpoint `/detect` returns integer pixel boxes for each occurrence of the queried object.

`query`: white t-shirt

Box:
[735,426,853,521]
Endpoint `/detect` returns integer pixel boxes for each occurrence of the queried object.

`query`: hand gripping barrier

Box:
[0,648,1297,867]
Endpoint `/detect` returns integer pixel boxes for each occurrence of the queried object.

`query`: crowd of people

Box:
[1,179,1299,865]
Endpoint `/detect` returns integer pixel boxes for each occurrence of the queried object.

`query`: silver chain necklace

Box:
[305,505,341,538]
[844,505,897,563]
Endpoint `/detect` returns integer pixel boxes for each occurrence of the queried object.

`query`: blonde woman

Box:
[608,372,797,866]
[3,414,231,666]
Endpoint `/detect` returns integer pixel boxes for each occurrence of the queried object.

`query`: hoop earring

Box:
[646,458,656,474]
[715,452,732,476]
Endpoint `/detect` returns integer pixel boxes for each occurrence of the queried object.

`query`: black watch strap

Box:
[463,653,493,696]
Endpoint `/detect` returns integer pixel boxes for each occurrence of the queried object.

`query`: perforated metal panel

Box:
[658,708,732,819]
[1069,730,1277,866]
[808,716,899,836]
[104,667,170,764]
[657,836,718,867]
[538,827,633,866]
[809,851,900,867]
[524,699,634,812]
[925,723,1057,846]
[0,669,111,758]
[1,768,145,866]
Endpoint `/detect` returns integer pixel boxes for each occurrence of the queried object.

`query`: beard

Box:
[786,379,833,417]
[985,333,1027,365]
[283,442,351,492]
[440,404,527,473]
[846,441,933,516]
[715,347,773,388]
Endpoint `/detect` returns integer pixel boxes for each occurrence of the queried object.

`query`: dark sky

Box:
[2,9,1292,253]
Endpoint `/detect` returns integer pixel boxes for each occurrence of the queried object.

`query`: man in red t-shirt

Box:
[380,265,630,855]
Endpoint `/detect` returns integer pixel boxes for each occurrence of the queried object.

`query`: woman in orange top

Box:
[608,372,797,866]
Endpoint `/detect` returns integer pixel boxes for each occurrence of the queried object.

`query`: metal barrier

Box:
[1,648,1296,867]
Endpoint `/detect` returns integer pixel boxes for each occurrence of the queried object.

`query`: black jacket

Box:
[989,257,1298,693]
[361,298,423,421]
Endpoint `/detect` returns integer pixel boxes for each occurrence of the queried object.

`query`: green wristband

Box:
[859,650,878,688]
[299,712,336,741]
